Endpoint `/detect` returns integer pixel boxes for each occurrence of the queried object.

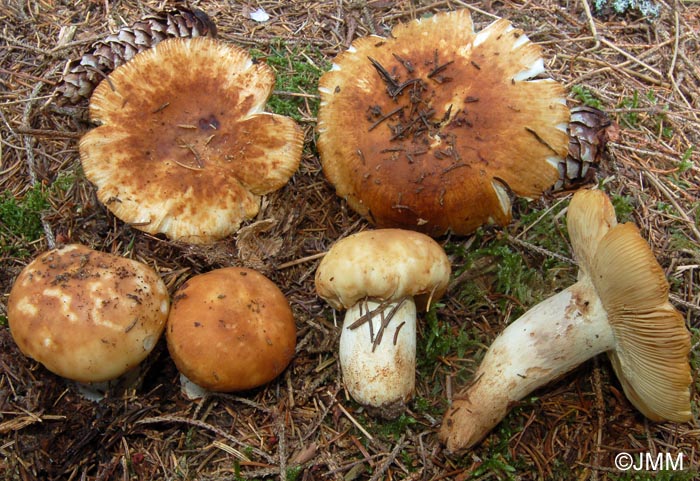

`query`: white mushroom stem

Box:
[441,276,614,451]
[74,366,145,402]
[179,373,210,400]
[339,298,417,418]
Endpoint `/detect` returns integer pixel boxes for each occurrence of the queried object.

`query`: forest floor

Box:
[0,0,699,480]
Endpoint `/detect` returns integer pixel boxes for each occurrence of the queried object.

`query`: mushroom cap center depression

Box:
[110,79,276,177]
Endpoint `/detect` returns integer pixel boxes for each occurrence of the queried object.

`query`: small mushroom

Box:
[315,229,451,417]
[7,244,170,396]
[439,189,692,452]
[317,9,569,236]
[166,267,296,396]
[80,37,303,243]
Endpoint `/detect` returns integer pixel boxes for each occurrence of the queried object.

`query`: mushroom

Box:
[315,229,451,417]
[7,244,169,396]
[439,189,692,452]
[166,267,296,396]
[317,9,569,237]
[80,37,303,243]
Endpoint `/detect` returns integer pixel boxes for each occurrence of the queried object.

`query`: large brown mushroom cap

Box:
[80,37,303,244]
[166,267,297,392]
[8,244,170,383]
[317,9,569,236]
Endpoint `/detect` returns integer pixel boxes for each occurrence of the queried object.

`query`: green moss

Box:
[513,199,571,262]
[251,40,328,120]
[0,184,50,242]
[610,193,636,223]
[607,469,699,480]
[374,413,417,440]
[669,230,700,253]
[0,173,76,257]
[286,465,303,481]
[571,85,603,109]
[452,237,558,312]
[679,147,695,173]
[616,89,673,139]
[419,303,482,366]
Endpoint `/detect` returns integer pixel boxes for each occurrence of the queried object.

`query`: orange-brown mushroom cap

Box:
[317,10,569,236]
[80,37,303,244]
[8,244,170,383]
[166,267,297,392]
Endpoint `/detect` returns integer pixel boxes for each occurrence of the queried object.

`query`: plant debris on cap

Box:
[166,267,297,393]
[7,244,170,383]
[79,37,304,244]
[317,9,569,237]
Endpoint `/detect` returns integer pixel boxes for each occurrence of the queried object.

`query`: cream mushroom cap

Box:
[80,37,303,243]
[317,9,569,236]
[315,229,451,311]
[8,244,170,383]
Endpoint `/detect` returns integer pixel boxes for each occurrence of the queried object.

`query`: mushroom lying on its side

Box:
[439,189,692,452]
[8,244,170,397]
[315,229,451,418]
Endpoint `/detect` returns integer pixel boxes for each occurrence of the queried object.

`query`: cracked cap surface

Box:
[8,244,170,383]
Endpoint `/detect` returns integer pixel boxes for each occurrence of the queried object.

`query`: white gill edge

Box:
[512,58,546,82]
[473,26,493,47]
[547,155,563,171]
[490,179,512,216]
[180,373,209,400]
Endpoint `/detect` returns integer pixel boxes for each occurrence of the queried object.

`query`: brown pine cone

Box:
[551,105,615,192]
[56,8,217,104]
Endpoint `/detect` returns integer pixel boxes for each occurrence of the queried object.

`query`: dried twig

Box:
[368,435,407,481]
[643,171,700,244]
[136,416,276,464]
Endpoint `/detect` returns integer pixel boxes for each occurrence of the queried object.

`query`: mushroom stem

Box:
[339,298,417,418]
[74,366,145,402]
[440,277,614,452]
[179,373,210,400]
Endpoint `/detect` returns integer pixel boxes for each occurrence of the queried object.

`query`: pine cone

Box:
[551,105,614,192]
[56,8,217,104]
